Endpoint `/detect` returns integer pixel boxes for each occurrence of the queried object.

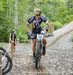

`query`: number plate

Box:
[37,34,43,40]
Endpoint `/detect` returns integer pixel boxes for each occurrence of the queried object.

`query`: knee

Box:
[42,39,47,45]
[32,41,36,47]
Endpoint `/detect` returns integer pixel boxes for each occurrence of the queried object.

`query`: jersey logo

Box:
[33,19,41,27]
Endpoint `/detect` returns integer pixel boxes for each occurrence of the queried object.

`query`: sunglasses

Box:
[36,14,40,16]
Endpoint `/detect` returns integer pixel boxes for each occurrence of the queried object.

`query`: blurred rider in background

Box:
[9,29,16,60]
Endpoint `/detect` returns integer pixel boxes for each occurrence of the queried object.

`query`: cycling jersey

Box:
[27,16,48,39]
[27,16,48,28]
[11,32,16,42]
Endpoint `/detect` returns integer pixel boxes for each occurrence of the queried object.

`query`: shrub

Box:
[52,21,63,30]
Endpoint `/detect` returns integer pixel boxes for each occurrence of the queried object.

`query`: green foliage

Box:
[0,1,4,11]
[52,21,63,30]
[0,0,73,42]
[0,0,14,42]
[17,25,28,43]
[0,16,14,42]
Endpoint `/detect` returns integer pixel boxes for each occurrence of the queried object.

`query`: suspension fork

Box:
[36,40,42,58]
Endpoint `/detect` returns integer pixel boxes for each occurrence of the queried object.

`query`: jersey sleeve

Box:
[27,16,34,24]
[41,16,47,22]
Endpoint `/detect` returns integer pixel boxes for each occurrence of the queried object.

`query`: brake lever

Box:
[45,33,54,37]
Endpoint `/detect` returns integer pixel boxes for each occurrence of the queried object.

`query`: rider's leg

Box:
[42,38,47,56]
[13,42,16,53]
[32,39,36,57]
[11,42,14,60]
[11,41,15,60]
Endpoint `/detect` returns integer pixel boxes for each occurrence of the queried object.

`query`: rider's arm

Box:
[41,16,53,33]
[26,16,34,32]
[46,20,53,33]
[26,22,30,32]
[26,17,33,39]
[41,16,52,33]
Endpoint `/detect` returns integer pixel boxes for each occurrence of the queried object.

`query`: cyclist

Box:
[26,8,53,59]
[9,30,16,59]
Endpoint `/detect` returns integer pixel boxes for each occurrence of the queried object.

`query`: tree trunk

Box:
[13,0,18,29]
[47,22,73,47]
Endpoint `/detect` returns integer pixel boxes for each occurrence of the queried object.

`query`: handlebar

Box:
[27,31,53,39]
[44,33,53,37]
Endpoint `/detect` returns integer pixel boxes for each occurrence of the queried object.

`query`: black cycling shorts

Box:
[32,27,42,39]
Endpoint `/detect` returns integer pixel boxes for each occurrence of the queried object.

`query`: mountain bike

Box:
[0,47,13,75]
[29,30,53,69]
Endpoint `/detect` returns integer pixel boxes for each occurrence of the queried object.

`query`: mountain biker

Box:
[9,29,16,59]
[26,8,53,59]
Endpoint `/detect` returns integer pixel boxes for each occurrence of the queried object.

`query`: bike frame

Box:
[35,33,44,69]
[30,29,52,69]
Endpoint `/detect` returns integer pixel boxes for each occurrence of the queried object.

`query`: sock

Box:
[43,46,46,55]
[33,53,35,57]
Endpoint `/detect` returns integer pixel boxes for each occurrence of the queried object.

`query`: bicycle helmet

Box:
[34,8,41,16]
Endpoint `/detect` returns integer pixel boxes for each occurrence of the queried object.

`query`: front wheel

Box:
[0,47,13,75]
[35,58,40,69]
[35,41,42,69]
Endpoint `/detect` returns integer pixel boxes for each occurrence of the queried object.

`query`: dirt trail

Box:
[1,34,73,75]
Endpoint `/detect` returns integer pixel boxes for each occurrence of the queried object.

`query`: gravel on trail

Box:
[1,34,73,75]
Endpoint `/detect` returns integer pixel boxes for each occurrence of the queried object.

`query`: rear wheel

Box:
[2,52,13,75]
